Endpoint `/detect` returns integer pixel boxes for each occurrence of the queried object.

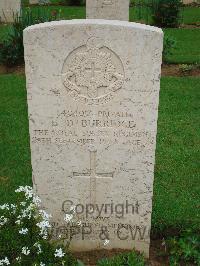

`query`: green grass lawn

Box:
[130,6,200,25]
[0,74,199,234]
[0,5,199,65]
[0,75,32,203]
[164,28,200,64]
[23,5,200,26]
[182,6,200,25]
[24,5,86,20]
[152,77,200,233]
[22,0,200,24]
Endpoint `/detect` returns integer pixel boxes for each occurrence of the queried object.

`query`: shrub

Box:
[0,32,24,67]
[179,63,200,75]
[151,0,182,28]
[167,230,200,265]
[0,186,78,265]
[97,251,146,266]
[163,33,177,63]
[0,9,61,67]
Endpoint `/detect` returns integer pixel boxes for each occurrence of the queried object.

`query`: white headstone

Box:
[24,20,163,257]
[0,0,21,23]
[86,0,129,21]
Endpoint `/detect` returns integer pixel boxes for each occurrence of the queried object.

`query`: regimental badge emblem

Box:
[61,37,125,105]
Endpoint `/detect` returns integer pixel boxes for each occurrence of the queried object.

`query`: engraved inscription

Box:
[32,108,155,151]
[62,37,125,105]
[73,150,114,204]
[103,0,113,5]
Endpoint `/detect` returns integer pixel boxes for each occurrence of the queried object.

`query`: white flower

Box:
[15,185,32,193]
[15,186,33,199]
[36,220,51,230]
[0,216,8,226]
[4,258,9,265]
[10,204,17,214]
[16,257,21,262]
[21,246,30,256]
[42,234,48,240]
[20,204,34,219]
[0,257,10,265]
[103,239,110,246]
[39,210,51,220]
[40,263,45,266]
[34,242,42,254]
[54,248,65,258]
[64,214,73,223]
[0,204,9,210]
[36,220,51,238]
[15,186,24,193]
[16,186,41,207]
[19,228,28,235]
[33,195,41,206]
[20,202,26,207]
[15,219,21,225]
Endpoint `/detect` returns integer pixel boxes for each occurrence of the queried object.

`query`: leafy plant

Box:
[163,33,177,63]
[167,230,200,265]
[0,186,78,265]
[0,8,62,67]
[97,251,147,266]
[179,63,200,75]
[152,0,183,28]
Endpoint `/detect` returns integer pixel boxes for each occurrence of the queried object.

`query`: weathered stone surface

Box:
[86,0,129,21]
[24,20,163,257]
[29,0,39,4]
[0,0,21,23]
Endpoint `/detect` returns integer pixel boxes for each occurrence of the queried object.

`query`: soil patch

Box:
[162,64,200,77]
[73,240,169,266]
[180,24,200,28]
[0,64,25,75]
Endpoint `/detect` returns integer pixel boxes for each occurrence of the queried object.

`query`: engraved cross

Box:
[73,151,114,204]
[85,62,101,79]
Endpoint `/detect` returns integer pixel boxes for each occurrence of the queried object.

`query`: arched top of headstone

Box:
[24,19,163,35]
